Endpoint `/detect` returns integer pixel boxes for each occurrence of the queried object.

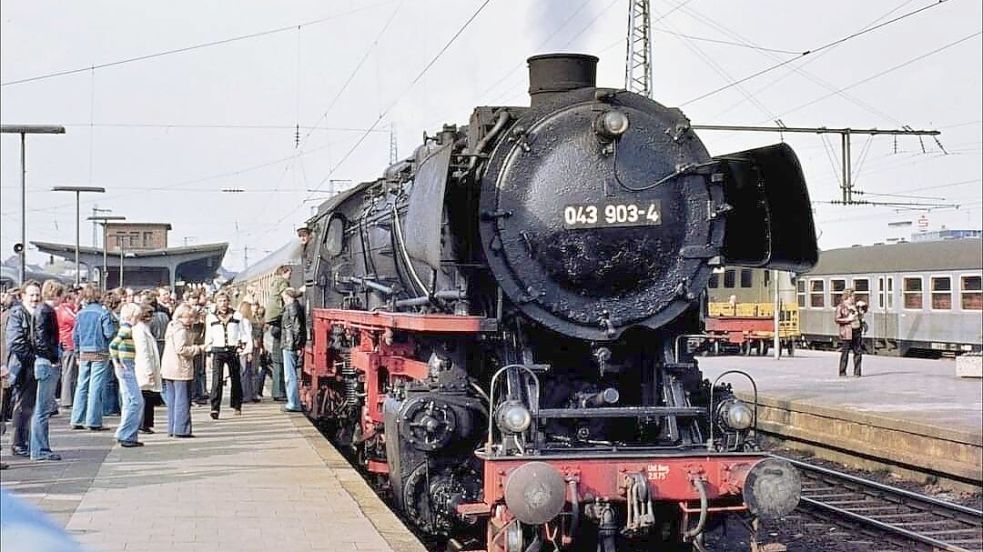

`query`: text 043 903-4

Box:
[562,201,661,229]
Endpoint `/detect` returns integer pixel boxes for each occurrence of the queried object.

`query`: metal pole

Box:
[75,191,81,286]
[3,124,66,284]
[119,237,124,289]
[19,133,26,284]
[773,269,781,360]
[103,226,108,291]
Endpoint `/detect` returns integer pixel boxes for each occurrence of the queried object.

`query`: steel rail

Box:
[774,455,983,552]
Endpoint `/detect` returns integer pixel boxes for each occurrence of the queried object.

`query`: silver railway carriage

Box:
[225,240,303,307]
[798,238,982,357]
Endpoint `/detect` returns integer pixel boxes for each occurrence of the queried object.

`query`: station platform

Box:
[699,349,983,489]
[0,400,427,552]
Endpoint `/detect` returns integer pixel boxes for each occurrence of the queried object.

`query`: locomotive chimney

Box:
[527,53,598,107]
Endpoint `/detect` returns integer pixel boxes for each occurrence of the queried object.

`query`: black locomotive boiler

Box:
[296,54,817,551]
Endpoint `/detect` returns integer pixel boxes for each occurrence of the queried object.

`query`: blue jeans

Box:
[31,358,60,459]
[103,369,120,416]
[115,361,143,443]
[71,358,109,428]
[282,350,301,411]
[162,379,192,436]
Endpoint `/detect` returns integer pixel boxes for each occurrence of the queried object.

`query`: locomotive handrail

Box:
[485,364,541,456]
[673,333,718,362]
[708,370,759,452]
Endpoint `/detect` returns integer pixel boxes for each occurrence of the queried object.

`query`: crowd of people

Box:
[0,264,305,468]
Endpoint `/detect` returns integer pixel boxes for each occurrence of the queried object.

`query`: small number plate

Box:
[562,201,661,228]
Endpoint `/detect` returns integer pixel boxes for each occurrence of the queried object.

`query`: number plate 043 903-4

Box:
[562,201,661,229]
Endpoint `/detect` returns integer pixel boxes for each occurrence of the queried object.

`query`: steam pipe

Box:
[394,289,466,308]
[468,111,511,172]
[684,477,709,539]
[348,276,394,295]
[566,480,579,539]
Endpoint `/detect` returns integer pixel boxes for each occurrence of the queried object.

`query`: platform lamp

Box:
[1,124,66,284]
[87,215,126,290]
[53,186,105,286]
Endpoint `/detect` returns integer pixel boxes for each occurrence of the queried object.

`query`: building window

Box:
[723,269,736,288]
[931,276,952,310]
[829,278,846,306]
[877,278,885,309]
[797,279,806,307]
[961,275,982,310]
[143,231,154,248]
[810,279,825,308]
[853,278,870,305]
[739,269,753,288]
[708,272,719,288]
[903,277,923,309]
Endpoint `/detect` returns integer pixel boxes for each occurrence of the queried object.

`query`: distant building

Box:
[32,222,226,290]
[910,229,983,243]
[103,222,172,252]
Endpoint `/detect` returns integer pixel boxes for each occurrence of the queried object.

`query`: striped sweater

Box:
[109,323,136,363]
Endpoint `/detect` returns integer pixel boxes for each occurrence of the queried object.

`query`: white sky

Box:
[2,0,981,272]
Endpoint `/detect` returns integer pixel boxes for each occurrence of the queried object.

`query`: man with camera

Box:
[835,289,866,377]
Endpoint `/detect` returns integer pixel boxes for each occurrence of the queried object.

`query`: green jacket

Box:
[264,275,289,323]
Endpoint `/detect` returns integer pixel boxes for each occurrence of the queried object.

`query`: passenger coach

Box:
[798,238,982,357]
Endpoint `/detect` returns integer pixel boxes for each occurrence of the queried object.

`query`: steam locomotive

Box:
[296,54,817,551]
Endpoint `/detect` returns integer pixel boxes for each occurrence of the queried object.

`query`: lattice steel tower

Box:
[625,0,653,97]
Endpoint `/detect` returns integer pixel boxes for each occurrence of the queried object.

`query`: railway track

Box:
[780,456,983,551]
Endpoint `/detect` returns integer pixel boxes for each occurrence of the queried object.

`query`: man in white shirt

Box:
[203,291,252,419]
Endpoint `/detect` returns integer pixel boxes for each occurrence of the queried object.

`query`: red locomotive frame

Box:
[300,308,765,551]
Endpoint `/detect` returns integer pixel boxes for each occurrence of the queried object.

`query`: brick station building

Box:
[33,221,227,289]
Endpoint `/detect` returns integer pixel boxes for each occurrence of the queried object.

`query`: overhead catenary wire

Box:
[0,2,394,87]
[773,30,983,119]
[251,0,494,239]
[653,2,778,121]
[702,0,921,125]
[680,0,952,107]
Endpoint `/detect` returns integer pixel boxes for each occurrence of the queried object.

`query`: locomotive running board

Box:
[313,308,498,333]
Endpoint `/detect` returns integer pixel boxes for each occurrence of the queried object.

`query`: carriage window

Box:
[809,279,825,308]
[877,278,885,309]
[797,279,806,307]
[740,269,753,288]
[723,269,736,288]
[829,278,846,307]
[931,276,952,310]
[852,278,869,305]
[903,277,923,309]
[886,277,894,310]
[961,275,982,310]
[708,272,719,288]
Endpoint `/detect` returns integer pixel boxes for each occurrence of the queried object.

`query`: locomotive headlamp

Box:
[496,401,532,434]
[717,398,754,430]
[594,110,630,141]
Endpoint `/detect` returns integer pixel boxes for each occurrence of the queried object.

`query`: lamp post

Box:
[1,124,66,284]
[118,236,125,289]
[87,215,125,290]
[53,186,105,286]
